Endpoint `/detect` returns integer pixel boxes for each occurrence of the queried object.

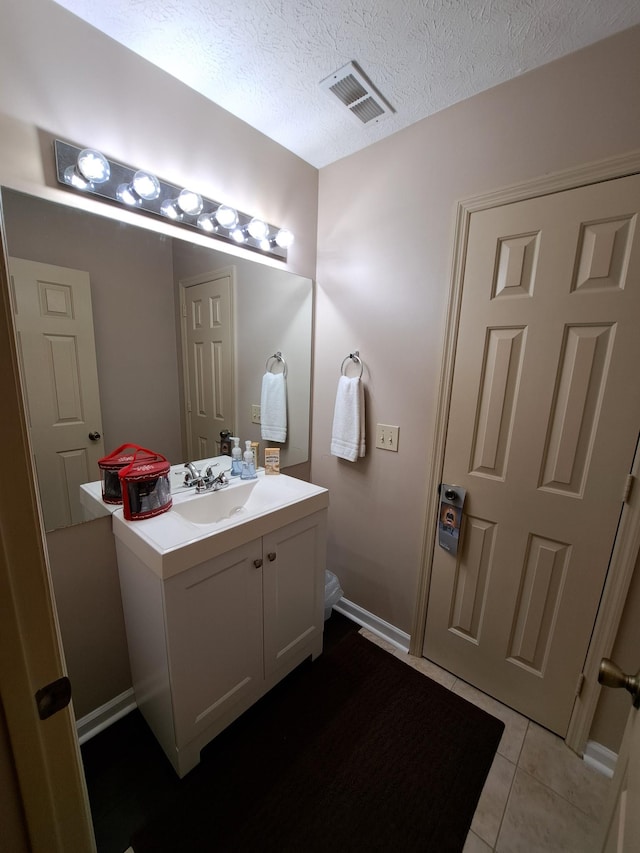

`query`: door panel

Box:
[424,174,640,735]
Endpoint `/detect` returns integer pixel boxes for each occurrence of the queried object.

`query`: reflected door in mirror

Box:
[10,258,104,531]
[181,268,235,459]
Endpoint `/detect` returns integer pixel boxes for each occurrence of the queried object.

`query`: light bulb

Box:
[131,170,160,201]
[259,238,271,252]
[215,204,238,230]
[177,189,203,216]
[76,148,110,184]
[160,198,181,220]
[275,228,294,248]
[231,227,245,243]
[197,213,216,232]
[116,182,140,206]
[247,217,269,241]
[63,164,92,190]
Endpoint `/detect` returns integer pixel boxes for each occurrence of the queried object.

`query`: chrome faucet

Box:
[183,462,201,485]
[183,462,229,493]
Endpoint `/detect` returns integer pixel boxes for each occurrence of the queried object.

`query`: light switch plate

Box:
[251,404,261,424]
[376,424,399,451]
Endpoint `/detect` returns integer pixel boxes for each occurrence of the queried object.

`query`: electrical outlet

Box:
[251,404,261,424]
[376,424,399,451]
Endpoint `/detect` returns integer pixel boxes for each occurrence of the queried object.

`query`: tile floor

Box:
[360,628,613,853]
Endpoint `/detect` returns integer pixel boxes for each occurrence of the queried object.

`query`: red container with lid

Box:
[98,444,158,504]
[118,447,172,521]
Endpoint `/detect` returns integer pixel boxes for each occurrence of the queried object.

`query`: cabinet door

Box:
[164,538,263,747]
[263,511,326,679]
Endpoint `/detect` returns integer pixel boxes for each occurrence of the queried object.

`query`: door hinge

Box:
[623,474,635,504]
[575,672,586,698]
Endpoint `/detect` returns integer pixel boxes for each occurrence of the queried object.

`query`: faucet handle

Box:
[211,471,229,490]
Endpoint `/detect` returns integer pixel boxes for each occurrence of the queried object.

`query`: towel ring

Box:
[266,351,287,377]
[341,351,363,378]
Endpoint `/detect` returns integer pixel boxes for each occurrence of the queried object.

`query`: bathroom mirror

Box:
[1,187,312,532]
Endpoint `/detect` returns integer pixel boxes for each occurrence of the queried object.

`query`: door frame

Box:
[410,149,640,754]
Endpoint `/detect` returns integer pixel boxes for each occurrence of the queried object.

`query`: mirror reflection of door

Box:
[180,268,235,459]
[9,258,104,531]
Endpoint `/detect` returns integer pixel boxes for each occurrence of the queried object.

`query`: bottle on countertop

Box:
[230,437,242,476]
[220,430,232,456]
[240,439,257,480]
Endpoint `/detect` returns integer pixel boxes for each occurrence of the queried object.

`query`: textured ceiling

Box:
[52,0,640,168]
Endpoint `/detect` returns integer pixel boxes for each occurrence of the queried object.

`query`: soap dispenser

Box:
[230,437,242,476]
[241,440,257,480]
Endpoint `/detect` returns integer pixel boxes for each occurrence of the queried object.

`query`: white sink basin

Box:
[172,480,258,525]
[112,471,329,579]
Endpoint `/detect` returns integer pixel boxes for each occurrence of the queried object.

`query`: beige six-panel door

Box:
[10,258,104,531]
[424,174,640,736]
[180,268,235,460]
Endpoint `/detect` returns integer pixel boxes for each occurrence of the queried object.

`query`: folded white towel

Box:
[261,372,287,443]
[331,375,366,462]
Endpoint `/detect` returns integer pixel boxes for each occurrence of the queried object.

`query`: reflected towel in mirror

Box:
[261,372,287,442]
[331,375,365,462]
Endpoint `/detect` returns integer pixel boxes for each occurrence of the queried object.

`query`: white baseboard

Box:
[333,597,410,652]
[75,688,137,745]
[583,740,617,778]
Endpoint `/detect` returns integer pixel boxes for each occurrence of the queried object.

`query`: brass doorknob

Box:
[598,658,640,708]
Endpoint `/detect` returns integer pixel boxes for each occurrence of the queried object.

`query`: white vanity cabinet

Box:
[115,507,326,778]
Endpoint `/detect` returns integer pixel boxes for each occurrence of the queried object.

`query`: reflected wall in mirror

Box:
[1,188,312,532]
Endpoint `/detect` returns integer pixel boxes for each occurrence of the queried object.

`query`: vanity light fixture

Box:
[54,140,293,260]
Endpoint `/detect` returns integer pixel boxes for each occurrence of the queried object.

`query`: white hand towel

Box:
[331,375,366,462]
[260,372,287,442]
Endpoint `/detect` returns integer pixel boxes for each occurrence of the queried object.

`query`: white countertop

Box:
[111,470,329,580]
[79,456,234,521]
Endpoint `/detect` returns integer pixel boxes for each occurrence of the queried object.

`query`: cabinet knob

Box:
[267,552,277,562]
[253,558,263,568]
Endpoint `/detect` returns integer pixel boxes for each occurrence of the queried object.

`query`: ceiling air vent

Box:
[320,61,394,126]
